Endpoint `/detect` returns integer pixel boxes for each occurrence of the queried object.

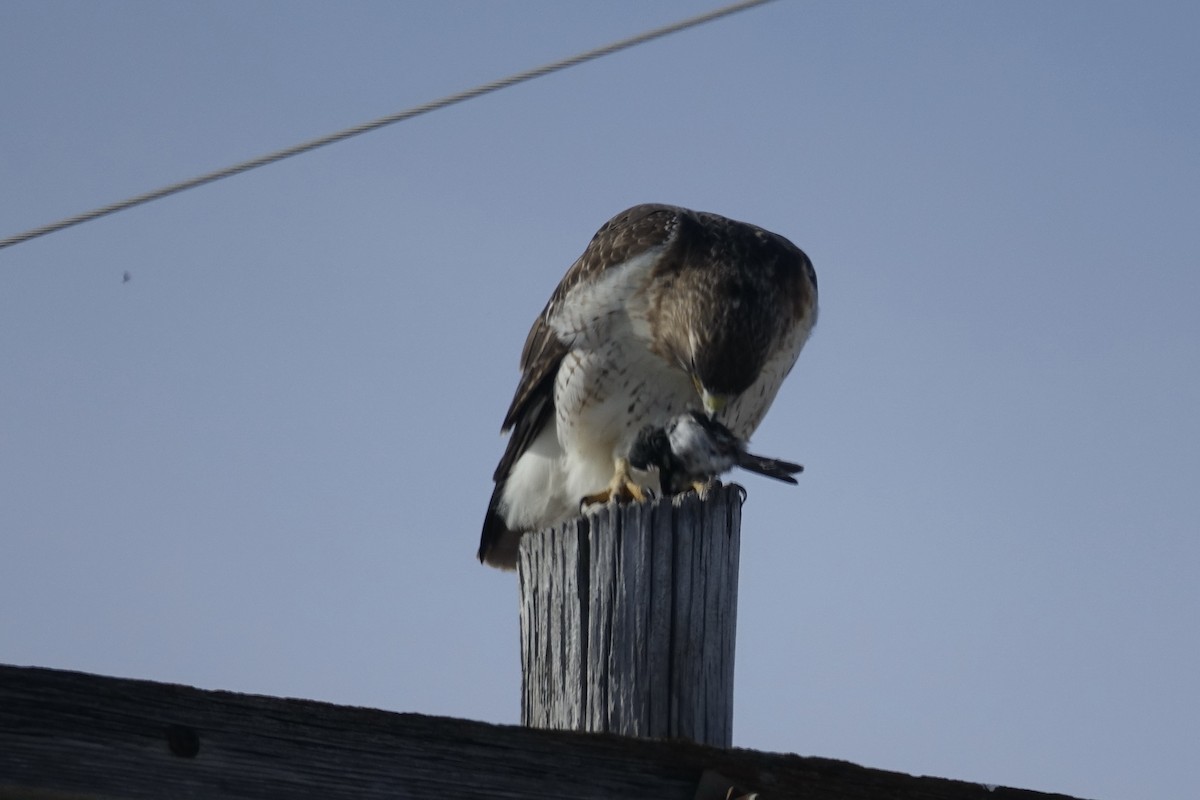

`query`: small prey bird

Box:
[627,410,803,496]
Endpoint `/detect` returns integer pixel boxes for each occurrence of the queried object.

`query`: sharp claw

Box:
[690,477,722,500]
[581,488,613,507]
[581,459,649,509]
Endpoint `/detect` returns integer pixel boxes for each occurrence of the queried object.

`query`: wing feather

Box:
[499,203,682,437]
[479,205,682,567]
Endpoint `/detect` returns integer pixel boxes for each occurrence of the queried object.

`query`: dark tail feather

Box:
[736,452,804,484]
[478,482,521,570]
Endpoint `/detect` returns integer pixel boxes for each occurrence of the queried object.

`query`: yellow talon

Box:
[690,477,723,499]
[582,458,648,507]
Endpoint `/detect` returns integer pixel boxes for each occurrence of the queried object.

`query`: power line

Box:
[1,0,776,252]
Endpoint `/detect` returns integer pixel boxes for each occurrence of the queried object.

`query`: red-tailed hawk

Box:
[478,204,817,569]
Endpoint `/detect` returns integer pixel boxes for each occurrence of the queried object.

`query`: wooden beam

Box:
[518,484,742,746]
[0,664,1085,799]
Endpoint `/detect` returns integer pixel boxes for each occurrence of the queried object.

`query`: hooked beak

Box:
[694,378,729,417]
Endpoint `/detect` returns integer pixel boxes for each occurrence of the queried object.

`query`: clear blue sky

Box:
[2,3,1197,798]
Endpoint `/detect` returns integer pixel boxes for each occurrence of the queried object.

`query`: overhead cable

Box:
[0,0,776,252]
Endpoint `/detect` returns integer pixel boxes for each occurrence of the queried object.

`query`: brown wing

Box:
[494,203,683,477]
[479,204,683,567]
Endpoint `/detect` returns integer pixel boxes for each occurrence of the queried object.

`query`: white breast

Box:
[555,327,697,506]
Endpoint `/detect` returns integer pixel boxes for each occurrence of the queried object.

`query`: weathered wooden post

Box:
[517,483,743,748]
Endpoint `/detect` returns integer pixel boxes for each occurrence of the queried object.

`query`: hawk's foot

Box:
[689,477,722,500]
[581,459,649,509]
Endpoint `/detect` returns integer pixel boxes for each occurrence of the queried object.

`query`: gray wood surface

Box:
[0,664,1085,799]
[519,485,743,747]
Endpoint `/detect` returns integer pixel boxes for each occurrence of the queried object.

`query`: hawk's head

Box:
[646,210,815,417]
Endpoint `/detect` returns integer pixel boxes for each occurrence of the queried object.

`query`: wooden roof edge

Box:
[0,663,1088,800]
